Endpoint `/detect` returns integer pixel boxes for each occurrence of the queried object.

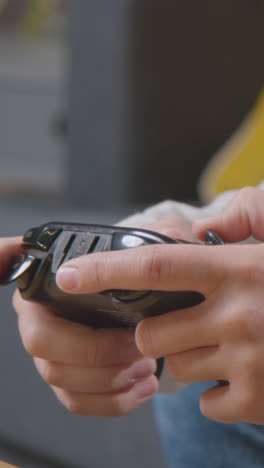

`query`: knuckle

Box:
[238,388,256,417]
[63,391,83,415]
[166,356,187,382]
[237,186,255,198]
[109,395,133,417]
[110,402,126,417]
[68,400,83,415]
[20,319,43,356]
[229,187,259,232]
[199,393,230,423]
[40,361,60,386]
[166,355,192,383]
[198,396,226,422]
[140,246,165,284]
[233,186,258,206]
[224,303,253,342]
[92,255,106,292]
[56,390,135,417]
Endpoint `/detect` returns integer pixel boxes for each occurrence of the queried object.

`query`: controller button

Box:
[4,255,40,290]
[111,233,146,250]
[109,289,151,303]
[24,227,62,250]
[37,228,62,250]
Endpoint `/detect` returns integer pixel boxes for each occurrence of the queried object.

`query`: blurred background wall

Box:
[1,1,264,211]
[69,0,264,208]
[0,0,67,200]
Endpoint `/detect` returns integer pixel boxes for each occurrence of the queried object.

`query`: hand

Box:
[13,291,158,417]
[56,188,264,424]
[13,217,190,417]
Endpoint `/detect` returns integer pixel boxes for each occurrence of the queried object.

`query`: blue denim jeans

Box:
[153,382,264,468]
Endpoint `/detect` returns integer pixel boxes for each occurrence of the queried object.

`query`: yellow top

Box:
[198,88,264,202]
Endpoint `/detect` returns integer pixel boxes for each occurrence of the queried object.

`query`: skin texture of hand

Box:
[13,217,191,417]
[13,291,158,417]
[56,188,264,424]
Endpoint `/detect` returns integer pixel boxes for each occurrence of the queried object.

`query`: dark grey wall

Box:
[69,1,264,209]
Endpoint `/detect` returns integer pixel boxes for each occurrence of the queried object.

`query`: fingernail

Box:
[129,358,157,382]
[56,267,80,291]
[134,376,158,400]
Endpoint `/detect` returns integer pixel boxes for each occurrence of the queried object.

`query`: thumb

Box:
[193,187,264,243]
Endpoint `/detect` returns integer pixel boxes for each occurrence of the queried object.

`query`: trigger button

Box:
[109,289,151,303]
[3,255,40,290]
[111,233,146,250]
[37,228,62,250]
[24,227,62,251]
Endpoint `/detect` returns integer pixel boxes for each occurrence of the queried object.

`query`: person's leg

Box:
[153,383,264,468]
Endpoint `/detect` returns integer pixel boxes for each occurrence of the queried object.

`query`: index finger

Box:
[56,243,241,296]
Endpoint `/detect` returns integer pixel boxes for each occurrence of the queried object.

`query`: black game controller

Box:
[1,222,223,378]
[2,222,223,327]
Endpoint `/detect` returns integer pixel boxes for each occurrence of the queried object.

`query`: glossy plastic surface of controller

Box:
[4,222,207,329]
